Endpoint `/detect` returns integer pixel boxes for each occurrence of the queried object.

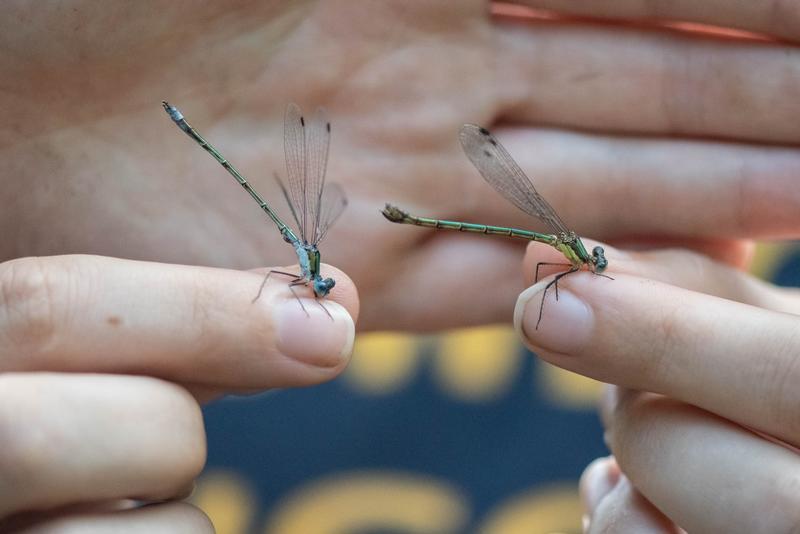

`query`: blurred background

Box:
[192,242,800,534]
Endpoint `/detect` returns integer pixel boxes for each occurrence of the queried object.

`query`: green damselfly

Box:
[382,124,609,329]
[162,101,346,315]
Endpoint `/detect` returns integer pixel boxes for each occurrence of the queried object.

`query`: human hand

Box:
[0,255,357,530]
[514,239,800,533]
[4,1,800,331]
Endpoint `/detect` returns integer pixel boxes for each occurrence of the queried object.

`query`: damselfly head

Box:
[592,246,608,273]
[313,277,336,297]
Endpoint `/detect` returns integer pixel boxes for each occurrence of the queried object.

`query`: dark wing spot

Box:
[483,149,493,158]
[300,116,305,127]
[326,122,331,132]
[478,127,491,136]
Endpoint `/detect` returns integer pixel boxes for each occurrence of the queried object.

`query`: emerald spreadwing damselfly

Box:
[162,101,346,316]
[383,124,609,329]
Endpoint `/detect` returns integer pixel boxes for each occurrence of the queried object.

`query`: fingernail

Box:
[274,298,355,367]
[581,456,620,517]
[513,280,593,354]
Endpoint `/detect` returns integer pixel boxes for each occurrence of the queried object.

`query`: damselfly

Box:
[382,124,609,329]
[162,101,346,315]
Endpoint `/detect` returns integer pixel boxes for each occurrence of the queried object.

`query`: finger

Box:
[580,457,621,520]
[460,128,800,241]
[493,20,800,144]
[0,373,205,516]
[515,247,800,447]
[608,238,755,271]
[581,461,683,534]
[606,391,800,533]
[511,0,800,41]
[0,255,357,391]
[3,502,213,534]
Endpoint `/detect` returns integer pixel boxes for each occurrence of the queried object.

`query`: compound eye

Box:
[592,246,608,273]
[314,277,336,297]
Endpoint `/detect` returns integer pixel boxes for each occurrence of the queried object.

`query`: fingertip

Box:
[586,474,681,534]
[580,456,621,517]
[272,299,354,370]
[255,263,359,325]
[236,264,357,388]
[514,275,596,355]
[522,242,567,286]
[318,263,360,325]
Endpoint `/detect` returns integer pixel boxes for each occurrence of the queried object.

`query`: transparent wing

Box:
[282,103,336,244]
[283,103,308,240]
[273,172,302,232]
[304,107,331,245]
[459,124,570,235]
[315,182,347,243]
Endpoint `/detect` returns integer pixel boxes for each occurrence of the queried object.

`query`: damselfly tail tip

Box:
[381,204,407,223]
[161,101,182,122]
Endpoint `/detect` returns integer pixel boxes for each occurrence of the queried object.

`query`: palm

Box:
[3,1,519,330]
[3,1,780,330]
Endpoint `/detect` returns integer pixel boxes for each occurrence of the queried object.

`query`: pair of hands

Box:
[3,0,800,531]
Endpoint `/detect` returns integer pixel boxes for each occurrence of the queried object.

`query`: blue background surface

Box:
[195,244,799,534]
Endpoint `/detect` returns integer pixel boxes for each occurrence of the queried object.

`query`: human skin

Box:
[3,0,800,530]
[517,241,800,532]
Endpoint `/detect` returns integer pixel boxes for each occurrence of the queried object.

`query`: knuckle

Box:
[0,257,72,357]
